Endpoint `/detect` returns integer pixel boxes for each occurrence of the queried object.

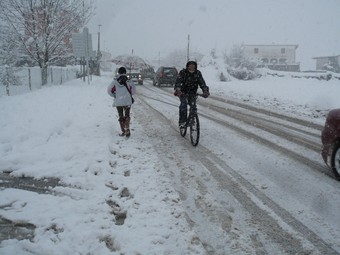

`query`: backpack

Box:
[118,76,134,104]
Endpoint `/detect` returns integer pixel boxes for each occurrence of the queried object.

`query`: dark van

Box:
[153,66,178,87]
[141,67,155,79]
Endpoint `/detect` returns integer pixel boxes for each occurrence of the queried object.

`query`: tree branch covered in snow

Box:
[225,44,260,80]
[0,0,94,84]
[0,23,20,66]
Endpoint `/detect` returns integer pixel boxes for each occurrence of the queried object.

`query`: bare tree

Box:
[0,0,94,85]
[162,49,204,70]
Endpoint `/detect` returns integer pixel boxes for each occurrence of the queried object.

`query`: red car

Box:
[321,108,340,181]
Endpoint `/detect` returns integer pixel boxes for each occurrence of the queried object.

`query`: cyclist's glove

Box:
[174,89,183,97]
[202,89,210,98]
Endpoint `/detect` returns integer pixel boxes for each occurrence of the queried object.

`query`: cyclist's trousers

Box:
[179,95,196,124]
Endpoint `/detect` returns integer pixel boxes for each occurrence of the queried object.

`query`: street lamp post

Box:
[95,24,102,76]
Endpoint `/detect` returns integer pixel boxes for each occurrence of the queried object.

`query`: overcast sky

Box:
[87,0,340,70]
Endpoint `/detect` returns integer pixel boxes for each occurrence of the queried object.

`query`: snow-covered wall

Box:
[0,66,78,96]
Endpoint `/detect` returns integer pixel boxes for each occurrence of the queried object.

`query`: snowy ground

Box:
[0,67,340,254]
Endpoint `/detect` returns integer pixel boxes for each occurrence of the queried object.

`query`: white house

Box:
[243,44,300,72]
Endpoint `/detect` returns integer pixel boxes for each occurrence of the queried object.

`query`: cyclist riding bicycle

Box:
[174,60,210,127]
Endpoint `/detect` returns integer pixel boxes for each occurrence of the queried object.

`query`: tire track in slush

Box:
[138,86,332,178]
[136,95,339,255]
[197,149,339,255]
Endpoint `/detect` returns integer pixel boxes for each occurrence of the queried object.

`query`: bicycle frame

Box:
[180,94,202,146]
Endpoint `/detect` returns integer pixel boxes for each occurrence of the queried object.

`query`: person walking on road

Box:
[107,66,135,137]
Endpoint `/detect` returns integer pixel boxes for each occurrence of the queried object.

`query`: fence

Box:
[0,66,79,96]
[262,68,340,80]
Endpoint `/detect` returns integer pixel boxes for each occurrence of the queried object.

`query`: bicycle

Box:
[179,94,202,146]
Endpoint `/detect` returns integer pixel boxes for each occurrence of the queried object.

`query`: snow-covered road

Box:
[1,74,340,255]
[137,80,340,254]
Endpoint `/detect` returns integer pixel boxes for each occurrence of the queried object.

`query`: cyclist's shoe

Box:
[125,129,131,137]
[179,122,186,128]
[188,118,195,126]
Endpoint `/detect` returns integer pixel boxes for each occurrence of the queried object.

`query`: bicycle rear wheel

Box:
[190,114,200,146]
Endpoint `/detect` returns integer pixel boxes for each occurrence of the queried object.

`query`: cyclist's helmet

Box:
[186,60,197,70]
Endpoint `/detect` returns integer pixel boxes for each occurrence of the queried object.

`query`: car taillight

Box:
[160,72,163,78]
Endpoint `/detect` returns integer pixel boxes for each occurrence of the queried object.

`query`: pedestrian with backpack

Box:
[107,66,135,137]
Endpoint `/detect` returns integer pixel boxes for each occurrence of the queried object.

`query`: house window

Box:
[279,58,287,64]
[262,58,269,64]
[281,48,285,54]
[254,48,259,54]
[270,58,278,65]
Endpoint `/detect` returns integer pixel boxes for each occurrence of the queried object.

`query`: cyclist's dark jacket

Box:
[174,65,208,95]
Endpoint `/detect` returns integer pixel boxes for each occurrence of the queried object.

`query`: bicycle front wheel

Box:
[190,114,200,146]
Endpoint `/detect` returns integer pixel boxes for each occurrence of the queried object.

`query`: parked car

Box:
[153,66,178,87]
[321,108,340,180]
[141,67,155,79]
[127,70,143,85]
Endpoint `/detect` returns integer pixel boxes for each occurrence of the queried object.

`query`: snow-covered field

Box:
[0,66,339,254]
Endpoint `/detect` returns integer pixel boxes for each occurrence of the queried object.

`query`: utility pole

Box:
[82,0,85,27]
[97,24,101,54]
[84,27,90,84]
[130,49,134,72]
[187,34,190,62]
[158,51,160,68]
[96,24,102,76]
